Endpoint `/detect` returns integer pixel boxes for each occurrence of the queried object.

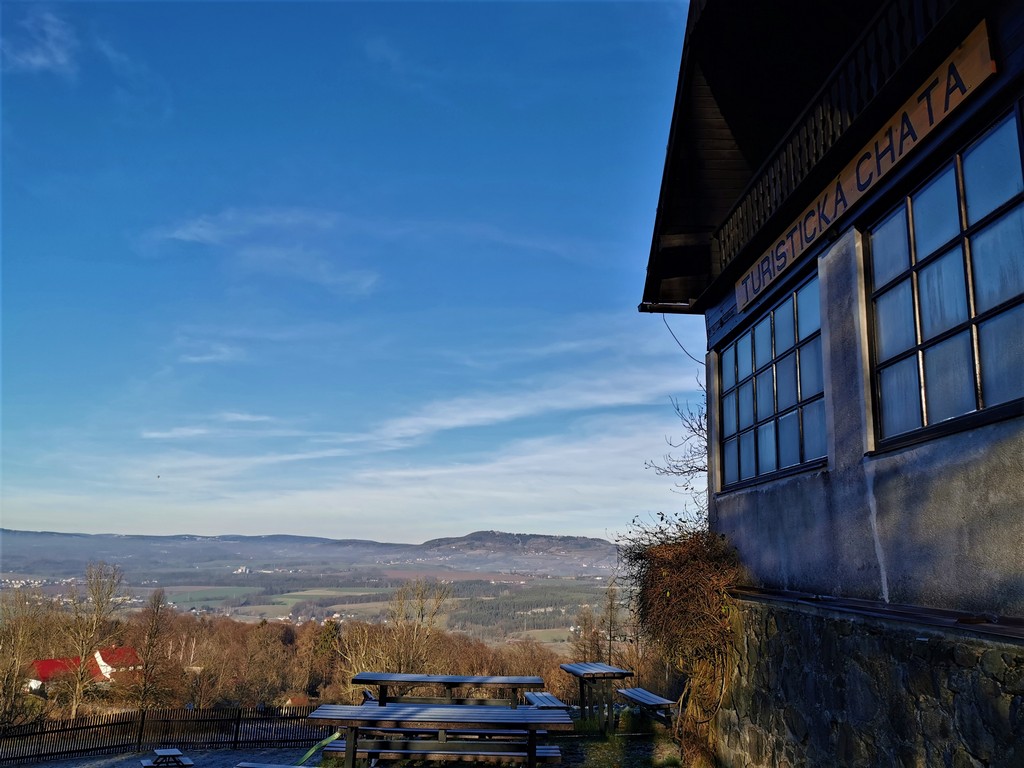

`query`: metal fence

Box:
[0,706,333,765]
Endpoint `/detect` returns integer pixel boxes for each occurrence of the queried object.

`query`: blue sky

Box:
[2,1,705,544]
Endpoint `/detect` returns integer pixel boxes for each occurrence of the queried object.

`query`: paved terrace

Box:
[20,747,310,768]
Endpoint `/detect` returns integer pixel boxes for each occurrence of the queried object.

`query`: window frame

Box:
[865,109,1024,452]
[717,272,826,491]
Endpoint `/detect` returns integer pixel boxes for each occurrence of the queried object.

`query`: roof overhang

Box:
[641,0,895,315]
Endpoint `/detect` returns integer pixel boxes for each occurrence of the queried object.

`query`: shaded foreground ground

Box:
[21,732,680,768]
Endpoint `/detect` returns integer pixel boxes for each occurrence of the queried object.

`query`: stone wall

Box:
[716,597,1023,767]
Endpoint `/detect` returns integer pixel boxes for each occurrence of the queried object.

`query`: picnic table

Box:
[308,702,573,768]
[560,662,634,733]
[352,671,545,708]
[140,748,193,766]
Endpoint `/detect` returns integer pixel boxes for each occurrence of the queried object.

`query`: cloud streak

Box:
[2,9,79,77]
[145,207,378,297]
[2,411,692,542]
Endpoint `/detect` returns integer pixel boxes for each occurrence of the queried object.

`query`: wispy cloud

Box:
[216,412,274,423]
[2,9,79,77]
[363,35,451,104]
[176,339,246,365]
[153,207,339,246]
[235,245,378,296]
[94,36,173,121]
[141,427,211,439]
[145,207,378,297]
[357,360,698,448]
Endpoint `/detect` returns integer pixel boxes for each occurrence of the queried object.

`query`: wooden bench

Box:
[524,691,568,709]
[616,687,675,725]
[324,739,561,763]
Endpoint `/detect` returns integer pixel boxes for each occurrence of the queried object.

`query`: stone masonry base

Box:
[715,597,1023,767]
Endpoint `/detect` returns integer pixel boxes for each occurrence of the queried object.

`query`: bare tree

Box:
[57,562,125,717]
[386,580,450,673]
[569,606,602,662]
[646,392,708,519]
[0,587,55,727]
[124,589,178,710]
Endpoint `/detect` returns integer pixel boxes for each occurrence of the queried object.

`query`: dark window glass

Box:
[739,431,756,481]
[776,353,798,411]
[802,400,826,460]
[718,275,823,488]
[722,391,737,437]
[756,368,774,420]
[971,202,1024,314]
[871,208,910,288]
[720,344,736,391]
[797,277,820,340]
[738,380,754,430]
[775,298,795,352]
[875,279,915,361]
[723,438,738,485]
[778,410,800,468]
[880,355,922,437]
[799,336,823,399]
[868,113,1024,442]
[912,165,959,257]
[964,116,1023,225]
[918,247,967,340]
[737,332,752,380]
[979,303,1024,406]
[757,422,777,474]
[754,317,772,369]
[923,332,976,423]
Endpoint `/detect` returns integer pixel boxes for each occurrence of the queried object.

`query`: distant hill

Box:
[0,528,618,581]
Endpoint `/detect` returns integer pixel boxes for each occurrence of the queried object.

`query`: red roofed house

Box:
[94,646,142,680]
[26,647,141,693]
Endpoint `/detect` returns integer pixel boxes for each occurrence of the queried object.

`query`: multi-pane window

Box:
[720,276,825,487]
[868,113,1024,440]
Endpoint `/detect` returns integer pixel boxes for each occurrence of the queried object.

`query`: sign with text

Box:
[735,21,995,311]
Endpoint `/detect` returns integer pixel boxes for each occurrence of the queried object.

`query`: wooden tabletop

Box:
[559,662,634,679]
[352,671,545,687]
[309,703,574,731]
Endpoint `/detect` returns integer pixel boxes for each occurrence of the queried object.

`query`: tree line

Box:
[0,563,675,730]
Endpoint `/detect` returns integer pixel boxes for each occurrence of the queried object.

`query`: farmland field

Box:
[162,586,263,611]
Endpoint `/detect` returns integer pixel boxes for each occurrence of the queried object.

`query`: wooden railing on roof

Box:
[715,0,958,271]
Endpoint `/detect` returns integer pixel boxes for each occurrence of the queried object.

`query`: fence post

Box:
[232,707,242,749]
[136,708,147,751]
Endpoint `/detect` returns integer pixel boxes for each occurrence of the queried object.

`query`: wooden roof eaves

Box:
[640,5,746,316]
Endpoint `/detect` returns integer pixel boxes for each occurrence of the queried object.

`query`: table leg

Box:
[378,685,388,705]
[510,686,518,708]
[526,729,537,768]
[603,681,613,733]
[345,725,357,768]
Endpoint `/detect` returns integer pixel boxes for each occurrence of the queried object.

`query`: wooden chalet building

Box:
[642,0,1023,764]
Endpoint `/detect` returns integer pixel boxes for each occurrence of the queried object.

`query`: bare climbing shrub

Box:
[619,513,742,766]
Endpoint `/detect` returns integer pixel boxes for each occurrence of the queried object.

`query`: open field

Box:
[161,586,263,611]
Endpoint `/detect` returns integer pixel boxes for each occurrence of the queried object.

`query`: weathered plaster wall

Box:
[717,598,1024,767]
[709,229,1024,616]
